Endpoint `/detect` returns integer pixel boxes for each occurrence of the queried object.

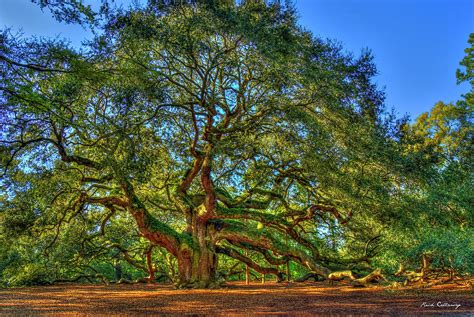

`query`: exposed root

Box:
[393,257,465,288]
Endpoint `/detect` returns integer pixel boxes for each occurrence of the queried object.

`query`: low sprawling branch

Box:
[215,220,331,278]
[216,246,284,281]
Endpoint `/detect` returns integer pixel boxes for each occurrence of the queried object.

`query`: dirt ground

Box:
[0,281,472,316]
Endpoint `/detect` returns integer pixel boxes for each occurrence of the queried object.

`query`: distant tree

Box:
[375,34,473,278]
[406,32,473,228]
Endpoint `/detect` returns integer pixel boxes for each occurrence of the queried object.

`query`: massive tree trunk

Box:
[175,221,219,288]
[81,175,343,289]
[176,249,217,288]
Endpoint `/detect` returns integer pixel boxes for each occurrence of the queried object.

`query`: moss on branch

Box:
[215,219,331,278]
[216,205,290,227]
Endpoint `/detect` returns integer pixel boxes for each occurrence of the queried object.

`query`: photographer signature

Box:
[420,302,461,310]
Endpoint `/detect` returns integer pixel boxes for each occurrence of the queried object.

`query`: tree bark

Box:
[175,222,218,288]
[176,248,218,288]
[351,269,385,287]
[145,247,155,282]
[295,273,323,282]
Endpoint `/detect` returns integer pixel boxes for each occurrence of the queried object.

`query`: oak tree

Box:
[1,1,411,287]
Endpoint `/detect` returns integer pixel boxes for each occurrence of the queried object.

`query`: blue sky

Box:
[296,0,473,119]
[0,0,472,119]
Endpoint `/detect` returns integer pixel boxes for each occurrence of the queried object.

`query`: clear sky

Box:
[0,0,472,119]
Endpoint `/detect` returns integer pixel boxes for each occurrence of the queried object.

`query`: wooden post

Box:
[421,254,430,281]
[245,265,250,285]
[114,260,122,282]
[261,274,265,284]
[245,250,250,285]
[145,246,155,283]
[285,234,291,282]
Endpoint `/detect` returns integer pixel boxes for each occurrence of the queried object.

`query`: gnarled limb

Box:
[328,270,356,285]
[351,269,385,287]
[120,179,182,256]
[229,241,290,266]
[145,245,156,282]
[215,220,331,278]
[394,262,405,276]
[216,245,285,281]
[295,273,324,282]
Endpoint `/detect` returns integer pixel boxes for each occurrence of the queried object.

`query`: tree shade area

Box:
[0,0,472,290]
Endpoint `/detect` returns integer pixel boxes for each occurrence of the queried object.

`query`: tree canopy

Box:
[0,1,472,288]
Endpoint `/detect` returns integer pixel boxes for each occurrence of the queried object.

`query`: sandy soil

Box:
[0,281,472,316]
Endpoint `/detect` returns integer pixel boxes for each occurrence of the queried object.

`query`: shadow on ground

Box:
[0,281,472,316]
